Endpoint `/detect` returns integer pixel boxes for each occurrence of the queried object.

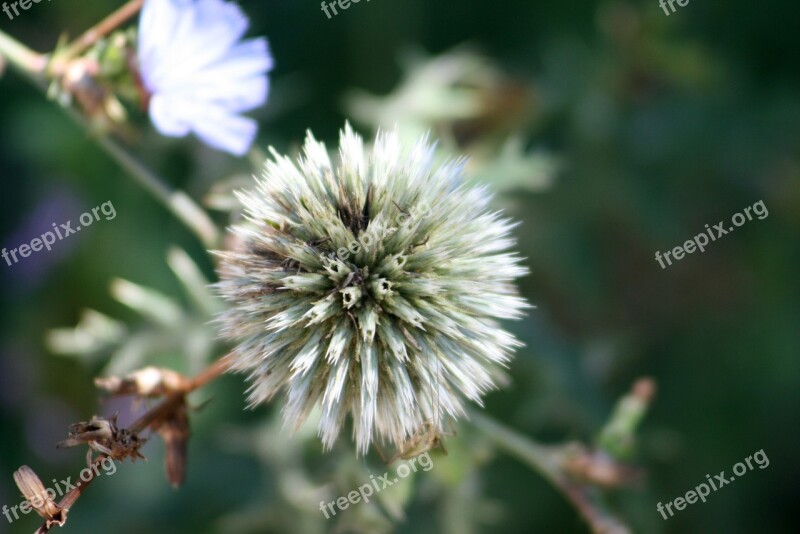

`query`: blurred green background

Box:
[1,0,798,533]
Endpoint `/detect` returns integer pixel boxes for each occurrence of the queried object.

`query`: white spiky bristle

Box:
[216,123,529,454]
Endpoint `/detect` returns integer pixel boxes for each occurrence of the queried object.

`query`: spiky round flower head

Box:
[216,124,529,453]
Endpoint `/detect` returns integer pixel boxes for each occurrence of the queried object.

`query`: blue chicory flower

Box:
[137,0,273,155]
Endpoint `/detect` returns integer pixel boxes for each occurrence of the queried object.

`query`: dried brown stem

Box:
[34,455,108,534]
[32,355,232,533]
[129,355,233,433]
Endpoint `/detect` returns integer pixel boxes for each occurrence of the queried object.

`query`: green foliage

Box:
[1,1,799,533]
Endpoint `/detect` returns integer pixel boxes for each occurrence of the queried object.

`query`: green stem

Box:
[96,136,220,249]
[470,411,630,534]
[50,0,144,75]
[469,411,562,484]
[0,29,47,75]
[0,29,220,249]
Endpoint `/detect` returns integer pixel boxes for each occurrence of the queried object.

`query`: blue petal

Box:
[138,0,273,155]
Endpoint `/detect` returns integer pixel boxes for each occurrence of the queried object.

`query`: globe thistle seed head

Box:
[216,123,529,453]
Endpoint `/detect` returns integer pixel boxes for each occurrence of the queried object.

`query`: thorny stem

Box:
[33,355,233,534]
[50,0,145,75]
[469,411,630,534]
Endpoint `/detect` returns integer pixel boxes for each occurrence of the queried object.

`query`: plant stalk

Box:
[470,411,630,534]
[129,354,233,433]
[0,29,47,74]
[96,135,221,249]
[33,355,233,533]
[0,28,220,249]
[50,0,145,74]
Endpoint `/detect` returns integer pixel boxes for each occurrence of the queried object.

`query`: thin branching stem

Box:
[95,135,221,249]
[33,355,233,534]
[0,29,47,74]
[469,411,630,534]
[129,355,233,433]
[50,0,145,74]
[34,455,108,534]
[0,28,220,249]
